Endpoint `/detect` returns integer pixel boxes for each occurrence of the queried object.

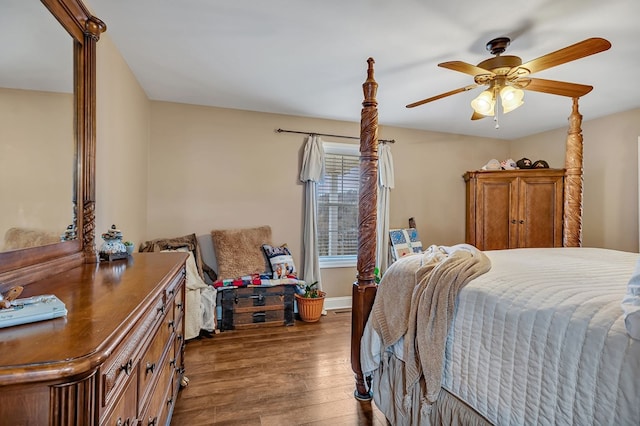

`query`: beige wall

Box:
[95,33,151,248]
[147,102,507,297]
[512,107,640,252]
[91,28,639,298]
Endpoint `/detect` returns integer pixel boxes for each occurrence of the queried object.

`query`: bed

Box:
[350,59,640,425]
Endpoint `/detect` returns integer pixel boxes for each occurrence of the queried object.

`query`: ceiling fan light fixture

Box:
[500,85,524,114]
[471,90,495,116]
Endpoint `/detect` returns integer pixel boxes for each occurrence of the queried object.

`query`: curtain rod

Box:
[275,128,395,144]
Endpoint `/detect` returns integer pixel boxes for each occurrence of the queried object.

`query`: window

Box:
[318,142,359,268]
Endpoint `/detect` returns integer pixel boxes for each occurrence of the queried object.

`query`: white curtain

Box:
[376,143,395,274]
[299,135,325,290]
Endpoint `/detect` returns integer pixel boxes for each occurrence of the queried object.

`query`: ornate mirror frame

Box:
[0,0,105,290]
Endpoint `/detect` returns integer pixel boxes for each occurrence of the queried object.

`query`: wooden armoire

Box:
[464,169,564,250]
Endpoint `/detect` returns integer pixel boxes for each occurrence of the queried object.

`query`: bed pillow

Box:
[622,258,640,340]
[211,226,272,280]
[262,243,297,279]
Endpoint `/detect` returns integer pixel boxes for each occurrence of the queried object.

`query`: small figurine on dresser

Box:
[99,224,128,262]
[0,286,23,309]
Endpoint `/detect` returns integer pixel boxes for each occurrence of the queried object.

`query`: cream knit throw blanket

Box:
[370,244,491,411]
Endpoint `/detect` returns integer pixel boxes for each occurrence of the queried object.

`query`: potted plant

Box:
[124,241,135,256]
[295,281,325,322]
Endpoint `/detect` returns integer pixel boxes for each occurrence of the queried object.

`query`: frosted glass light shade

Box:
[500,86,524,114]
[470,90,495,116]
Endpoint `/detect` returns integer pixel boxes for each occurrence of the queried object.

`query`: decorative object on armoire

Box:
[516,158,533,169]
[481,159,502,170]
[464,169,564,250]
[99,224,128,261]
[295,281,325,323]
[532,159,550,168]
[500,158,517,170]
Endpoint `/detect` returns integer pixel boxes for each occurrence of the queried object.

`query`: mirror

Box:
[0,0,105,288]
[0,0,74,253]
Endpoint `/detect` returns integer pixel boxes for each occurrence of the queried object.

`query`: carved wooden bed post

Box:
[563,97,584,247]
[351,58,379,401]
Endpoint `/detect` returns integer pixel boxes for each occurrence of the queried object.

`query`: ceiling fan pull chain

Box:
[494,95,501,129]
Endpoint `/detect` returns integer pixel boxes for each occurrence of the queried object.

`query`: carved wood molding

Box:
[104,299,164,399]
[563,97,584,247]
[50,372,97,426]
[357,58,379,286]
[352,58,380,401]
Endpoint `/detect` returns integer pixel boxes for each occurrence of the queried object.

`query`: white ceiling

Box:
[8,0,640,140]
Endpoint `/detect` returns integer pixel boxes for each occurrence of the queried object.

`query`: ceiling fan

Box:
[406,37,611,121]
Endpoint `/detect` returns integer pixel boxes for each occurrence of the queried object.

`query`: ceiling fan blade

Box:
[471,111,488,120]
[406,84,478,108]
[510,37,611,76]
[518,77,593,97]
[439,61,494,77]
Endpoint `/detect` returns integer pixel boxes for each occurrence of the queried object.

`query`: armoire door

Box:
[516,174,564,248]
[475,176,516,250]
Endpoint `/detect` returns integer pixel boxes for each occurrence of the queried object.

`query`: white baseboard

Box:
[324,296,352,311]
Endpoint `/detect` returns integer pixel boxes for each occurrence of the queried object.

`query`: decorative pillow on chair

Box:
[262,243,297,279]
[211,226,272,280]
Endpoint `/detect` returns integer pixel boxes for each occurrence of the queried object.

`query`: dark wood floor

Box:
[171,309,387,425]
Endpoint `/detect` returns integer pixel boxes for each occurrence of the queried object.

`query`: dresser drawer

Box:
[139,351,174,426]
[101,295,165,409]
[138,312,174,411]
[172,282,184,325]
[165,269,185,304]
[100,370,137,426]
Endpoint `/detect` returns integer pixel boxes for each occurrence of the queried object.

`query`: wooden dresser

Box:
[464,169,564,250]
[0,252,187,426]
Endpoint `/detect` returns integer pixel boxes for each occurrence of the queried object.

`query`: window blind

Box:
[317,152,360,257]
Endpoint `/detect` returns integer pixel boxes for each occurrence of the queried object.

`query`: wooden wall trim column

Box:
[563,97,584,247]
[80,16,105,263]
[351,58,379,401]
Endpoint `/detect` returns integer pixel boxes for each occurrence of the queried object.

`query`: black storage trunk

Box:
[217,285,295,330]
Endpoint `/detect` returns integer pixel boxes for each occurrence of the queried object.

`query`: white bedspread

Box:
[362,247,640,425]
[443,247,639,425]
